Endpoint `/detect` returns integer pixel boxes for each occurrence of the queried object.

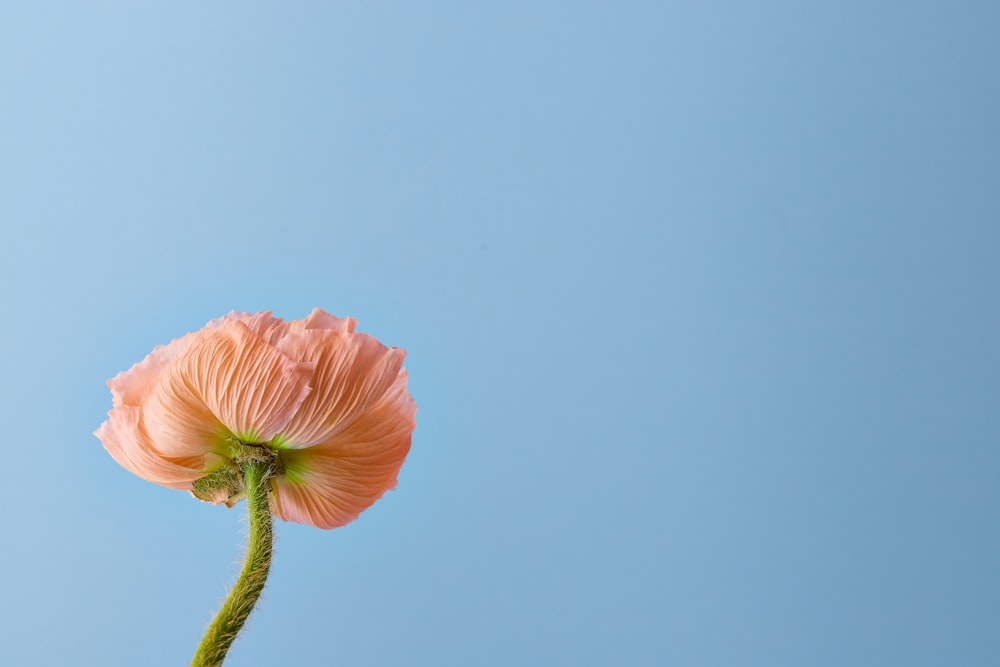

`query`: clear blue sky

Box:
[1,3,998,666]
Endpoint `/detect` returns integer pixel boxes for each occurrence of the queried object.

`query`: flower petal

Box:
[95,406,207,489]
[143,320,313,457]
[108,333,198,408]
[108,311,284,409]
[265,307,357,346]
[207,311,286,340]
[270,329,405,448]
[295,307,357,333]
[270,370,415,529]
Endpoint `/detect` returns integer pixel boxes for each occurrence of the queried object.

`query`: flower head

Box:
[95,308,416,529]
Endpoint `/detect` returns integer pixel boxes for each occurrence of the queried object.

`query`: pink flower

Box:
[95,308,416,529]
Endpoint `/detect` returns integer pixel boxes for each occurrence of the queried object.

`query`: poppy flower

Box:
[95,308,416,529]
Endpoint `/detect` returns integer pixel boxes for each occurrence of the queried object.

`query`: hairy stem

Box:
[191,459,274,667]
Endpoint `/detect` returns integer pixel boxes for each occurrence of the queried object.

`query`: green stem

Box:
[191,460,274,667]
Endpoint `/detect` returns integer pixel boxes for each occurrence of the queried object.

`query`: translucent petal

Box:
[270,371,415,529]
[107,332,197,408]
[143,320,313,457]
[207,311,286,340]
[265,307,357,345]
[95,406,206,489]
[272,329,405,448]
[107,311,282,409]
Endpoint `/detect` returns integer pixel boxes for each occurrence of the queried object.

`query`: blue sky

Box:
[1,2,998,666]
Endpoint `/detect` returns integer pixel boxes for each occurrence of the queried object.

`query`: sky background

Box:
[1,2,999,666]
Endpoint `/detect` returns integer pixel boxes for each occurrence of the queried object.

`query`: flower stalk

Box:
[191,456,275,667]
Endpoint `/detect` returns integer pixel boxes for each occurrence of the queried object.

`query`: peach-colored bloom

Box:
[95,308,416,529]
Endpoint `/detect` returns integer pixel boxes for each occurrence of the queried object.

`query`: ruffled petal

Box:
[207,311,286,340]
[270,370,415,529]
[270,329,405,448]
[265,307,357,346]
[296,307,357,333]
[143,320,313,457]
[108,311,284,409]
[108,333,198,408]
[95,406,207,489]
